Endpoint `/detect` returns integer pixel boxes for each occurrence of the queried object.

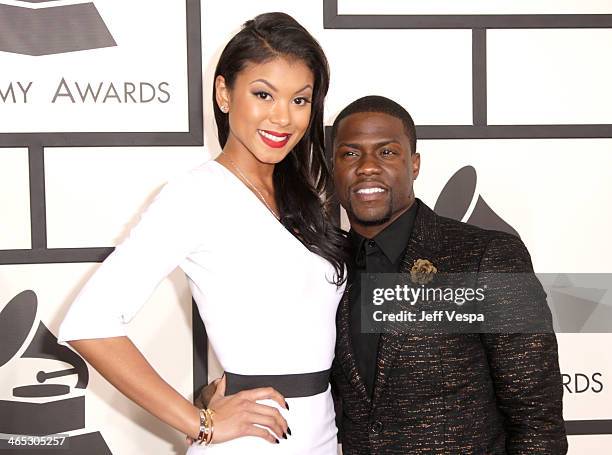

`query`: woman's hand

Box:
[207,375,290,444]
[194,377,221,409]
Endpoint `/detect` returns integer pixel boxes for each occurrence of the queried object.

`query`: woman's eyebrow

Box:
[250,79,313,95]
[250,79,277,91]
[295,84,313,94]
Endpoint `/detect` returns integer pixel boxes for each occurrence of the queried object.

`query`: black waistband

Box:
[224,369,331,399]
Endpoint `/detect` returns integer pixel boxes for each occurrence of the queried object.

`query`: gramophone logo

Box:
[434,165,520,237]
[0,0,116,56]
[434,167,612,333]
[0,291,111,453]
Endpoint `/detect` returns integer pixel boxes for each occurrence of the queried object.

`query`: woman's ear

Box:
[215,75,230,112]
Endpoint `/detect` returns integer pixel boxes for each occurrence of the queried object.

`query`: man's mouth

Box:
[352,183,388,201]
[258,129,291,148]
[355,187,385,195]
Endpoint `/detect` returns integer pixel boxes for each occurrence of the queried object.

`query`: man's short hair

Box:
[331,95,417,154]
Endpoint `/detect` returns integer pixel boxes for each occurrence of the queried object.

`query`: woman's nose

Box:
[269,102,290,127]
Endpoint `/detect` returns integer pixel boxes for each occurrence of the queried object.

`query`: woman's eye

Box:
[254,91,271,100]
[293,97,311,106]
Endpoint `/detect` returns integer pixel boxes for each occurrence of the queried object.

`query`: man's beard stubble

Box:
[346,191,393,227]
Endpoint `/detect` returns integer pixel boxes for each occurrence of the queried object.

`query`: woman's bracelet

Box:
[205,408,215,445]
[196,408,215,445]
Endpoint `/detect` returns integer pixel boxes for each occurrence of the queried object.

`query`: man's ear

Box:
[411,152,421,179]
[215,75,230,111]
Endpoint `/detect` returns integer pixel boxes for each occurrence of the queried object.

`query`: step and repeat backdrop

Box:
[1,0,611,453]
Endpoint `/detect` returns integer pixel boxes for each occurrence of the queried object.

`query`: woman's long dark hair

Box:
[213,12,349,285]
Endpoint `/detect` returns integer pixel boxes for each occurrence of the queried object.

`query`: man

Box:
[330,95,567,454]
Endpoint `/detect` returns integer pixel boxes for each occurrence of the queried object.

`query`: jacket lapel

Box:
[371,201,441,407]
[336,283,372,406]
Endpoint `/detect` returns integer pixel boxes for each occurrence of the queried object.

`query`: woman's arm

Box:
[70,336,290,444]
[70,337,201,438]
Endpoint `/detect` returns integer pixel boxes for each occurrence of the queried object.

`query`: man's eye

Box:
[381,148,395,156]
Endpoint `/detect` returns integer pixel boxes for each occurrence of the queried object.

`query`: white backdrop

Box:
[1,0,611,453]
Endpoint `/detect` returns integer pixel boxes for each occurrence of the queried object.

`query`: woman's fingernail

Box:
[282,433,287,439]
[275,439,279,444]
[285,402,290,410]
[287,427,292,436]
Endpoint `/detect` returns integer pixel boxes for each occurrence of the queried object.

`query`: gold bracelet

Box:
[204,408,215,445]
[196,408,207,445]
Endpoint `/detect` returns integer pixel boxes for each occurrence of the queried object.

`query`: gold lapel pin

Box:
[410,259,437,285]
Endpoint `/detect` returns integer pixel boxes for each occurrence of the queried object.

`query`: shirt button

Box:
[371,421,383,434]
[367,240,375,248]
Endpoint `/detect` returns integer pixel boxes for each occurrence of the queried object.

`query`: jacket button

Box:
[370,420,383,434]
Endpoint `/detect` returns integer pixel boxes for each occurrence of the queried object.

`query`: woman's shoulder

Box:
[162,159,229,197]
[188,158,226,179]
[151,159,238,225]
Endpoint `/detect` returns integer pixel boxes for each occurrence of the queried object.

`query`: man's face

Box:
[333,111,420,238]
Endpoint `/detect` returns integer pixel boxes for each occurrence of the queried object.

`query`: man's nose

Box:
[356,154,382,175]
[269,101,290,127]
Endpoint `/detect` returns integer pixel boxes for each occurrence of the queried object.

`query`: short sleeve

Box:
[57,175,202,345]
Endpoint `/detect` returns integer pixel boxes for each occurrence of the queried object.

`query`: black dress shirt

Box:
[348,201,418,397]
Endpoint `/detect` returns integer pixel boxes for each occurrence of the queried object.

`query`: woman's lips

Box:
[258,129,291,149]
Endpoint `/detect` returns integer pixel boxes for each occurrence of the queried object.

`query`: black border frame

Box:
[2,0,611,435]
[324,0,612,141]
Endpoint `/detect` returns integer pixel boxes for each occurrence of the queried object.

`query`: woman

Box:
[58,12,348,455]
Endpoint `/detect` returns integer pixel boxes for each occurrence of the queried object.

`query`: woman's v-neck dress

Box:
[58,160,345,454]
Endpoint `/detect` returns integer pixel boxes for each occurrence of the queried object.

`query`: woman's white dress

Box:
[58,160,345,454]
